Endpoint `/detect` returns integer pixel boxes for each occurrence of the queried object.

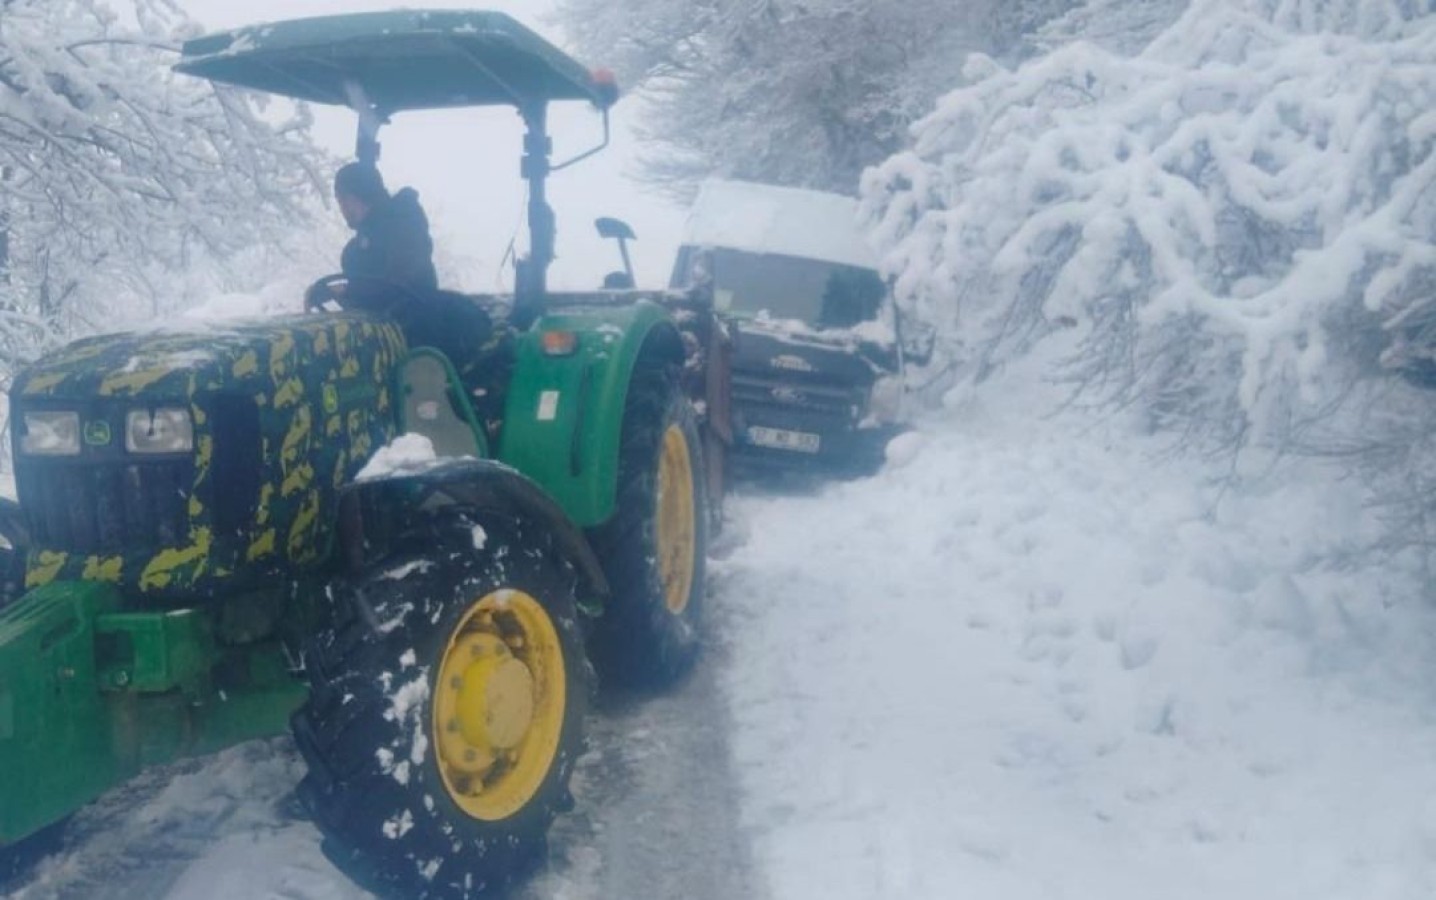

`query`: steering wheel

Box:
[305,274,430,315]
[304,273,351,311]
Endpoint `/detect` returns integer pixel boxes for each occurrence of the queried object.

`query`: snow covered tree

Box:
[1029,0,1190,55]
[0,0,325,374]
[862,0,1435,455]
[551,0,1081,197]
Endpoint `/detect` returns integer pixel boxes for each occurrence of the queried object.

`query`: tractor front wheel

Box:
[292,516,589,898]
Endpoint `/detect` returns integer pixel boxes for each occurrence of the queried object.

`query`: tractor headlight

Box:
[20,411,81,456]
[126,408,193,454]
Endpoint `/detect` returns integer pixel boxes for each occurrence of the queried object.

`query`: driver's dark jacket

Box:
[340,187,438,310]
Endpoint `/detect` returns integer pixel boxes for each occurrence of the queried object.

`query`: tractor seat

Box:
[390,291,515,437]
[399,350,486,459]
[392,291,499,364]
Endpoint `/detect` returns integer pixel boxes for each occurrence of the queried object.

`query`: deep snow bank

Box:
[716,364,1436,899]
[862,0,1436,447]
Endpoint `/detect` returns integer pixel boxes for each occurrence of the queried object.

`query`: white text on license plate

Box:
[747,426,821,453]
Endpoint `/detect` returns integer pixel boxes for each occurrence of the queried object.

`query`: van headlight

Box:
[126,408,193,454]
[20,411,81,456]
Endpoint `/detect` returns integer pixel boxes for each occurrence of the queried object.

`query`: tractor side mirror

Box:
[595,217,636,289]
[595,217,635,241]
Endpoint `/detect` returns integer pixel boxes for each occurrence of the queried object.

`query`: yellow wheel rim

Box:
[431,590,566,821]
[656,424,697,615]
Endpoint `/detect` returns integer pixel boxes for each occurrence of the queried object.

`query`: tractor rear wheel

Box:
[587,363,707,686]
[292,516,589,898]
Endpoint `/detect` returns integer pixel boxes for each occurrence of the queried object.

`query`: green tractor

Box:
[0,10,720,897]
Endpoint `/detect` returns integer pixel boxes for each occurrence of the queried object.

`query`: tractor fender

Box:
[496,301,684,528]
[336,458,610,615]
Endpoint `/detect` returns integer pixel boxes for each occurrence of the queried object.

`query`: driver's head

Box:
[334,162,389,229]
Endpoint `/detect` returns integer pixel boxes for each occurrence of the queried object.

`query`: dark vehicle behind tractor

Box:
[670,179,919,478]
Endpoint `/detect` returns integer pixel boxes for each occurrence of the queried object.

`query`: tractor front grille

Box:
[22,460,193,554]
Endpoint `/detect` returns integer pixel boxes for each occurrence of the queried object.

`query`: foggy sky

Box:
[178,0,685,291]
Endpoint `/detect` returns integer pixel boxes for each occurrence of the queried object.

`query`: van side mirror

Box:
[897,311,936,366]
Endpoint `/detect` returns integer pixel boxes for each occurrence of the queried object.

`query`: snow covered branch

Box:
[0,0,326,372]
[553,0,1082,196]
[862,0,1435,448]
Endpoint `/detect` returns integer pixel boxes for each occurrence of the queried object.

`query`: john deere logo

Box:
[322,383,340,415]
[84,420,112,446]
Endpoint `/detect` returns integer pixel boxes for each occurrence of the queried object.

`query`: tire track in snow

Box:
[524,593,764,900]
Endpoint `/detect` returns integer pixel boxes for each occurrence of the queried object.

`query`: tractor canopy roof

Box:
[175,9,615,115]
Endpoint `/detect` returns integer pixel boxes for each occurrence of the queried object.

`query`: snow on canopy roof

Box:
[681,179,880,271]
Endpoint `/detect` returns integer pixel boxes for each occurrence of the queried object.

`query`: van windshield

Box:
[674,246,885,329]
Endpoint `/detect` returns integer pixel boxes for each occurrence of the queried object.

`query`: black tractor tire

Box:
[292,514,590,899]
[587,363,708,687]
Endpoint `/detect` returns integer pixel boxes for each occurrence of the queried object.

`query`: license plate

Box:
[747,426,821,453]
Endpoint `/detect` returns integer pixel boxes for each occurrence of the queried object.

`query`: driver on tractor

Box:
[331,161,438,309]
[318,161,512,438]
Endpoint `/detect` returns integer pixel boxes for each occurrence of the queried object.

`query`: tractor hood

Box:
[9,313,407,602]
[14,315,389,402]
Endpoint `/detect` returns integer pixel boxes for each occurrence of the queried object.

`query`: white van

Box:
[670,179,908,475]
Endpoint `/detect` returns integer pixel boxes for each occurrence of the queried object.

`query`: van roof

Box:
[680,179,880,271]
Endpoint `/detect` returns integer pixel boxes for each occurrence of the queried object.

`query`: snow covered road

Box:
[9,379,1436,899]
[717,384,1436,900]
[4,625,759,900]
